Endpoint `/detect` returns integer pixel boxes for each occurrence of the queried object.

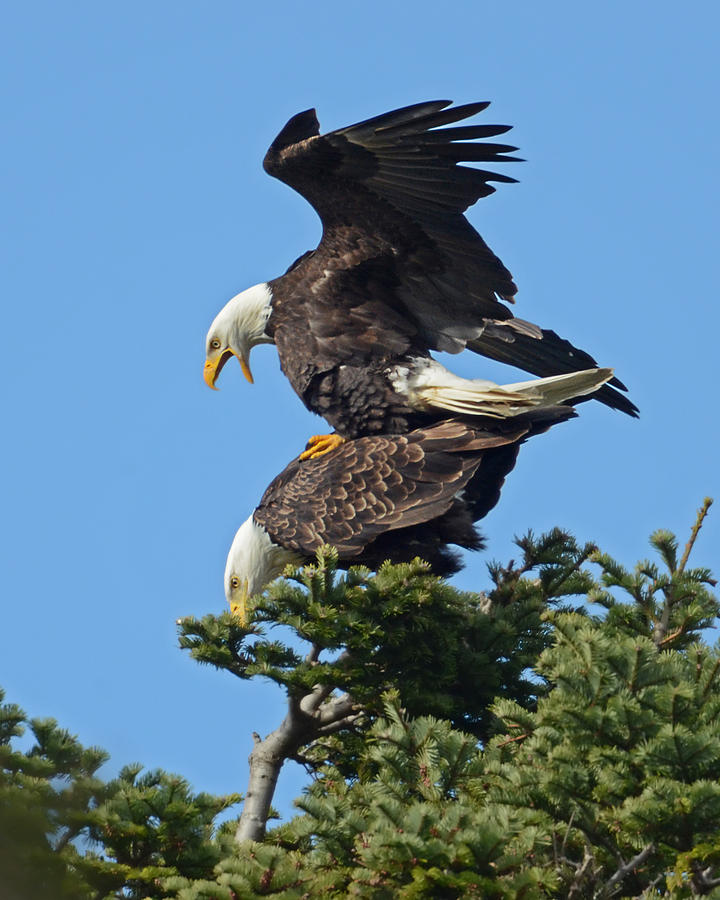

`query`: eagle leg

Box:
[299,433,347,460]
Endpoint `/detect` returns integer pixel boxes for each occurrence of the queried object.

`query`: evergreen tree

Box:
[177,528,595,843]
[2,500,717,898]
[168,500,720,898]
[0,690,108,899]
[0,692,239,899]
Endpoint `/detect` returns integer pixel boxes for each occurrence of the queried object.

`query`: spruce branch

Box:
[4,516,718,897]
[496,732,529,748]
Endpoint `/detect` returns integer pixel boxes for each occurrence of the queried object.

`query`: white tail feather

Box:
[389,358,613,420]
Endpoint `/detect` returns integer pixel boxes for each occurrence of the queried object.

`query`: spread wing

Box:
[253,420,527,558]
[264,101,521,354]
[263,101,637,416]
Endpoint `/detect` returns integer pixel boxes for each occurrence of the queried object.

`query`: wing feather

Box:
[262,101,638,417]
[253,422,512,557]
[254,413,576,565]
[470,325,639,417]
[264,100,521,348]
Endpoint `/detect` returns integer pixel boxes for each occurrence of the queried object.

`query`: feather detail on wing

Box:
[261,101,638,418]
[252,414,572,560]
[264,101,522,351]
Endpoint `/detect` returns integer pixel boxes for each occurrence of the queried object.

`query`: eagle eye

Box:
[210,338,221,350]
[230,575,240,590]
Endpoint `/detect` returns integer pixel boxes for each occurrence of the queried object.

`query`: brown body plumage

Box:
[224,409,576,619]
[251,410,572,577]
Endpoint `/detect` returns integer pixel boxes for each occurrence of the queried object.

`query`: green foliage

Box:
[76,765,241,899]
[167,698,558,899]
[591,526,718,651]
[170,504,720,898]
[178,531,596,757]
[0,690,239,899]
[486,621,720,895]
[4,503,718,897]
[479,506,720,896]
[0,691,108,899]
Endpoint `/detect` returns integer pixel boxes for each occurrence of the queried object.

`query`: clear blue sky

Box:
[2,1,718,819]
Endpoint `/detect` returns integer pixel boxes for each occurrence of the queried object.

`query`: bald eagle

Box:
[204,100,637,452]
[224,410,573,620]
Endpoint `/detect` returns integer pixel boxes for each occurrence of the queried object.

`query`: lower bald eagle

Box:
[224,410,573,619]
[204,99,638,445]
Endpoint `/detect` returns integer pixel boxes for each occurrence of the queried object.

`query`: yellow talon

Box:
[299,433,347,460]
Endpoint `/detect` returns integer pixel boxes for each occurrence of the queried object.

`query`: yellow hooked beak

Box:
[229,579,250,624]
[203,348,254,389]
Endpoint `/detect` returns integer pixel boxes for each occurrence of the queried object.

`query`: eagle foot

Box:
[299,433,347,460]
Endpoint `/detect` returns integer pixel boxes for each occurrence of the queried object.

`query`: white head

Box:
[224,515,301,620]
[204,283,274,389]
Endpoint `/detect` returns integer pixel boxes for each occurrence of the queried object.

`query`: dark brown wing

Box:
[263,102,637,417]
[253,420,527,559]
[264,101,521,354]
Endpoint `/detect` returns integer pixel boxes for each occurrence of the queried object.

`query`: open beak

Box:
[238,355,254,384]
[203,348,254,389]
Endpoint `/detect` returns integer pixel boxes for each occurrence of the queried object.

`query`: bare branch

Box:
[317,693,356,726]
[315,713,363,736]
[497,732,529,748]
[565,846,595,899]
[603,844,654,895]
[678,497,713,574]
[691,861,720,892]
[301,651,354,714]
[658,627,686,648]
[558,811,576,861]
[300,682,335,715]
[653,596,673,647]
[655,498,714,646]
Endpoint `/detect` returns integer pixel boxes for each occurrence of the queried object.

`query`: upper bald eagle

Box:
[224,409,573,619]
[204,100,638,441]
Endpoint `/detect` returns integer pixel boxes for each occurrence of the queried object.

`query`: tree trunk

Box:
[235,676,358,844]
